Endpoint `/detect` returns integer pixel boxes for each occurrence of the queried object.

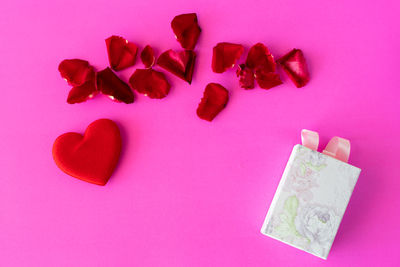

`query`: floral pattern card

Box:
[261,144,361,259]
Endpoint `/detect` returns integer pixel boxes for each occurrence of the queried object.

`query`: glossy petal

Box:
[277,49,310,88]
[96,67,134,103]
[157,49,196,84]
[236,64,255,89]
[129,69,170,99]
[212,42,244,73]
[197,83,229,122]
[171,13,201,50]
[255,68,283,89]
[106,35,138,71]
[67,78,98,104]
[246,43,276,72]
[140,45,155,68]
[58,59,95,86]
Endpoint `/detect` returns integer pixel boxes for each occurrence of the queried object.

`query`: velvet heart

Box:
[140,45,155,68]
[106,35,138,71]
[157,49,196,84]
[129,69,170,99]
[52,119,122,186]
[277,49,310,88]
[171,13,201,50]
[236,64,255,89]
[197,83,229,122]
[212,42,244,73]
[58,59,95,87]
[96,67,135,103]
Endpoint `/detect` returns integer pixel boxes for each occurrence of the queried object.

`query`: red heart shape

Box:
[52,119,122,185]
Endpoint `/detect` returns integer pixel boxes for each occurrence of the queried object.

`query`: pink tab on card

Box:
[323,136,351,163]
[301,129,351,163]
[301,129,319,150]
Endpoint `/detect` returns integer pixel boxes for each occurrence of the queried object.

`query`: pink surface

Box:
[1,0,400,266]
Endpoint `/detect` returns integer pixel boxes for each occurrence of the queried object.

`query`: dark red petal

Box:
[140,45,155,68]
[246,43,276,72]
[277,49,310,88]
[236,64,255,89]
[67,78,98,104]
[96,67,134,103]
[255,68,283,89]
[129,69,170,99]
[196,83,229,122]
[171,13,201,50]
[212,42,244,73]
[106,35,138,71]
[157,49,196,84]
[58,59,95,86]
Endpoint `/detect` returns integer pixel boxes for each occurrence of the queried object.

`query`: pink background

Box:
[1,0,400,266]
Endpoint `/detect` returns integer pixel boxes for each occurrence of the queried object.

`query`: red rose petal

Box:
[171,13,201,50]
[236,64,255,89]
[196,83,229,122]
[157,49,196,84]
[255,68,283,89]
[140,45,155,68]
[277,49,310,88]
[96,67,134,103]
[212,42,244,73]
[67,78,98,104]
[129,69,170,99]
[106,35,138,71]
[58,59,95,86]
[246,43,276,72]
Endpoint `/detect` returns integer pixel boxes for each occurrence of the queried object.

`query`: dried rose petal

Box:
[67,78,98,104]
[236,64,255,89]
[171,13,201,50]
[58,59,95,86]
[157,49,196,84]
[277,49,310,88]
[212,42,244,73]
[96,67,134,103]
[255,68,282,89]
[140,45,155,68]
[129,69,170,99]
[196,83,229,122]
[106,35,138,71]
[246,43,276,72]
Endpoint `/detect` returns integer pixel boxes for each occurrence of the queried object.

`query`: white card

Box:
[261,144,361,259]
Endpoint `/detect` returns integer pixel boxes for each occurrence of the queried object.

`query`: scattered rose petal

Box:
[236,64,255,89]
[58,59,95,86]
[106,35,138,71]
[140,45,155,68]
[196,83,229,122]
[96,67,134,103]
[212,42,244,73]
[277,49,310,88]
[246,43,276,72]
[129,69,170,99]
[67,78,98,104]
[255,68,283,89]
[157,49,196,84]
[171,13,201,50]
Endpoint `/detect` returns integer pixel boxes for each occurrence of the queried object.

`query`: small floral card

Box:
[261,144,361,259]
